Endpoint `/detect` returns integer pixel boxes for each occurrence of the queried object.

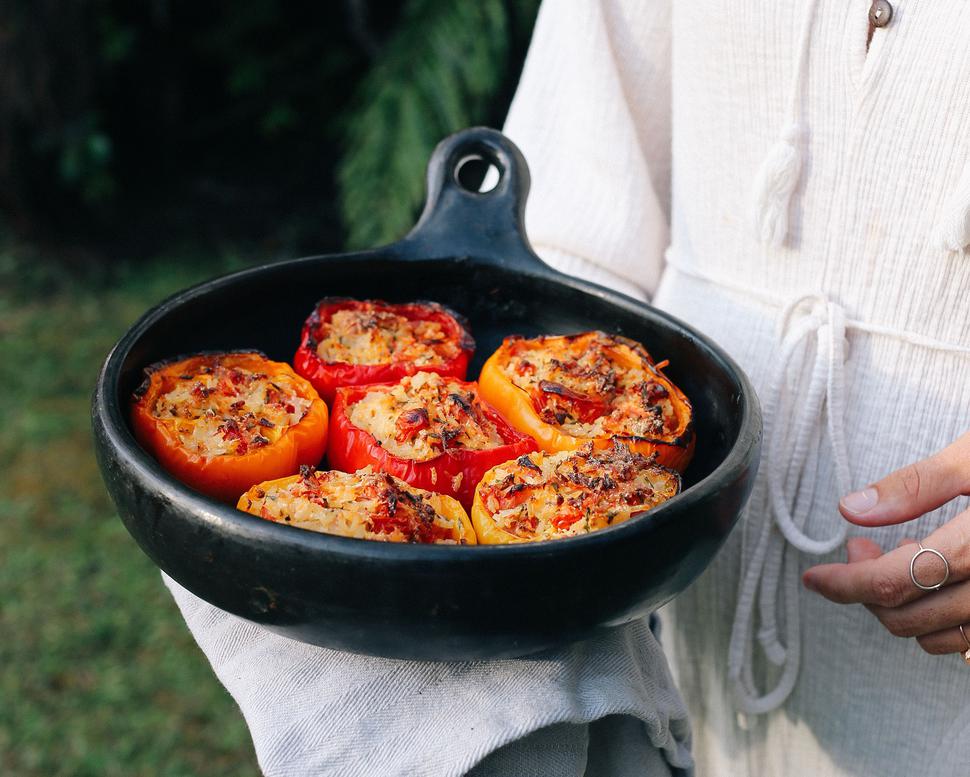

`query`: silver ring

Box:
[909,542,950,591]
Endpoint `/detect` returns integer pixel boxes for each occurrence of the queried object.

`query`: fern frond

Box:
[338,0,537,249]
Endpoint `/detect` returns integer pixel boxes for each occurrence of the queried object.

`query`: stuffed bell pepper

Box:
[293,297,474,402]
[471,440,681,544]
[328,371,536,508]
[131,351,328,502]
[238,465,475,544]
[478,331,695,471]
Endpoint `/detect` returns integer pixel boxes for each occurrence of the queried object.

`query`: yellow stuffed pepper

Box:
[471,441,681,544]
[239,465,476,545]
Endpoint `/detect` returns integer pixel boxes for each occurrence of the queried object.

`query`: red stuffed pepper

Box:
[293,298,474,403]
[328,372,536,508]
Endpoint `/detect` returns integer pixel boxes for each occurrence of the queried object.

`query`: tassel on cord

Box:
[930,160,970,252]
[750,123,804,247]
[749,0,819,247]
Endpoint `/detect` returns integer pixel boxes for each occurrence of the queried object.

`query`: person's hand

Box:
[802,431,970,658]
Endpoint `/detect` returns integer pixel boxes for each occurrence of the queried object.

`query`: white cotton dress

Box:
[504,1,970,775]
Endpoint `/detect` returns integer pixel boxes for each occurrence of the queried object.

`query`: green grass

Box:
[0,246,262,776]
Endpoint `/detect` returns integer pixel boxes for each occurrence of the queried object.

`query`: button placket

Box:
[869,0,893,28]
[859,0,897,87]
[866,0,893,50]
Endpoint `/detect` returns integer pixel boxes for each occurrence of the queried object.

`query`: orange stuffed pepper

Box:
[478,331,694,472]
[131,351,328,502]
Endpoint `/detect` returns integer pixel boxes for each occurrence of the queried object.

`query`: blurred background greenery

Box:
[0,2,539,774]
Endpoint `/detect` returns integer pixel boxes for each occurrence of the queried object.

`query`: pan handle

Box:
[391,127,555,275]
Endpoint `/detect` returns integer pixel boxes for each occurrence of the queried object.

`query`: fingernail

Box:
[841,487,878,514]
[802,573,818,592]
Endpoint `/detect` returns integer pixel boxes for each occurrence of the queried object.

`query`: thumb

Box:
[839,433,970,527]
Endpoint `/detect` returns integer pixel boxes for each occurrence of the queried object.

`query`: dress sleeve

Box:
[503,0,672,300]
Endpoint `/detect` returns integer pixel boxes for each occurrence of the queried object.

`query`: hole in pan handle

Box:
[391,126,560,276]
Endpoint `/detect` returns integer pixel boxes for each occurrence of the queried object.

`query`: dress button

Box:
[869,0,893,28]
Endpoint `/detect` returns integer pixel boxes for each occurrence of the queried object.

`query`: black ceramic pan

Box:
[92,127,762,661]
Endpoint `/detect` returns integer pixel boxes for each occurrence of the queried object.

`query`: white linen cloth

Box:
[163,575,691,776]
[504,1,970,775]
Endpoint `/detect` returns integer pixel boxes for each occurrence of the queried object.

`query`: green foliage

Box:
[0,247,260,776]
[50,115,116,205]
[97,12,136,64]
[338,0,540,249]
[2,2,540,253]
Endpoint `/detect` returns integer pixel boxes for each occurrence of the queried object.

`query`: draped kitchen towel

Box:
[164,575,692,777]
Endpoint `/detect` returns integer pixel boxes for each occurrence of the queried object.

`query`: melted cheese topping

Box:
[314,307,461,366]
[347,372,505,461]
[500,332,679,438]
[151,362,311,456]
[241,467,469,544]
[478,442,680,541]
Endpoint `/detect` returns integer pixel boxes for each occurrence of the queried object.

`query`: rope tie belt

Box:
[663,256,970,714]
